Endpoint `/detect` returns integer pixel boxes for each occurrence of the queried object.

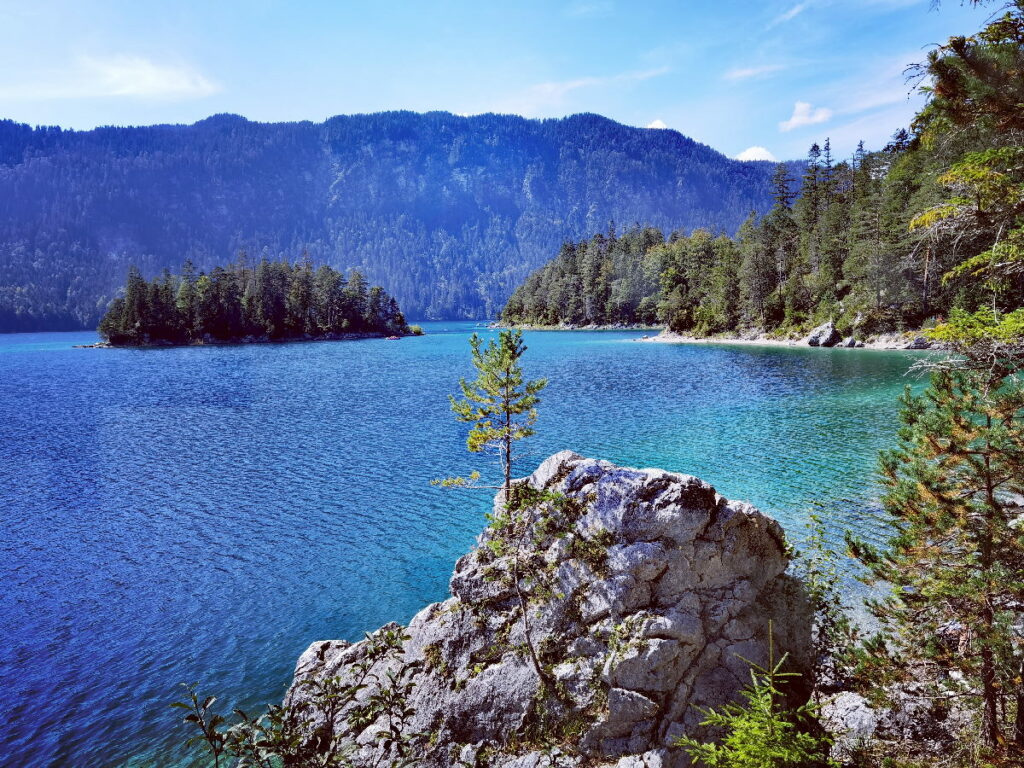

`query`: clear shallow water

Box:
[0,323,925,767]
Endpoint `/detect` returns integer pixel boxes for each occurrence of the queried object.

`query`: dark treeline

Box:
[0,111,788,332]
[503,127,1021,337]
[98,257,409,345]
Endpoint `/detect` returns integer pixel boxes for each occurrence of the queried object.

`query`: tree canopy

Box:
[98,257,408,345]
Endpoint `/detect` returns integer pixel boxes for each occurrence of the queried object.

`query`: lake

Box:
[0,322,925,766]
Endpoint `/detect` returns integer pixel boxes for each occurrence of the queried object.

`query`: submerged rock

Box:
[807,322,842,347]
[287,452,810,768]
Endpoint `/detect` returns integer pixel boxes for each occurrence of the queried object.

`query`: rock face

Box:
[821,689,971,764]
[806,322,842,347]
[904,336,933,350]
[287,452,810,768]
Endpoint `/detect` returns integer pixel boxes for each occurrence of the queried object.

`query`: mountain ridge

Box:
[0,110,789,331]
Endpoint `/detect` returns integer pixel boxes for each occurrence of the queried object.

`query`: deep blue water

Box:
[0,323,925,767]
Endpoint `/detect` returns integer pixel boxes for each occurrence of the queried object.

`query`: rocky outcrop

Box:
[821,688,972,765]
[806,322,842,347]
[287,452,810,768]
[903,336,933,350]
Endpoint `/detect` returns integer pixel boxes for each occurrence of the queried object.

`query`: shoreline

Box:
[74,331,413,349]
[636,329,940,351]
[501,322,941,351]
[497,322,661,332]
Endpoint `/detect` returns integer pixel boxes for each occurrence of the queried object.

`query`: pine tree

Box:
[346,270,369,330]
[738,212,775,327]
[771,163,797,208]
[286,258,315,335]
[122,265,148,342]
[176,260,197,339]
[447,330,547,498]
[850,326,1024,751]
[676,629,836,768]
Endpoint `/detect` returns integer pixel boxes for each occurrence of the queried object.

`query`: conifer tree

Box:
[447,330,547,497]
[676,630,836,768]
[850,315,1024,751]
[122,265,147,342]
[176,260,197,337]
[771,163,797,208]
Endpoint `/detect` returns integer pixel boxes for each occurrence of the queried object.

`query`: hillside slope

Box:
[0,111,782,330]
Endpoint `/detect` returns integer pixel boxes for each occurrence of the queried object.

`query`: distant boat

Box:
[386,335,401,340]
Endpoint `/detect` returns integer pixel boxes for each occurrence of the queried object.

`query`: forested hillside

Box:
[504,120,1023,336]
[0,112,784,331]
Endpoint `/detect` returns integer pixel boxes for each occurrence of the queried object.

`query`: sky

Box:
[0,0,996,161]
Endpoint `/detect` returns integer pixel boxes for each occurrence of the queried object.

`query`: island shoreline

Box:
[74,331,416,349]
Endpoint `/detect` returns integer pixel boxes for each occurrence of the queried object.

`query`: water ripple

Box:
[0,326,923,767]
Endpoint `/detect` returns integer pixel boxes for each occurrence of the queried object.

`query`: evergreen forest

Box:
[0,112,786,332]
[503,77,1024,338]
[97,259,409,346]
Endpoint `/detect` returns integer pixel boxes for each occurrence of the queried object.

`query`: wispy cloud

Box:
[832,52,917,115]
[723,64,786,82]
[767,1,812,28]
[0,55,220,102]
[779,101,832,131]
[647,119,668,129]
[492,66,670,116]
[564,1,614,18]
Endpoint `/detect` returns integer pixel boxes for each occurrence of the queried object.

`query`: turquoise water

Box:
[0,322,925,766]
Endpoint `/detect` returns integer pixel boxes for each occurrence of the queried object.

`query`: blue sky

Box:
[0,0,994,160]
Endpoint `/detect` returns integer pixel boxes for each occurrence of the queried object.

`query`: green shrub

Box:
[675,632,836,768]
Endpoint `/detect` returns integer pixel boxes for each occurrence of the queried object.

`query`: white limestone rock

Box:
[286,451,811,768]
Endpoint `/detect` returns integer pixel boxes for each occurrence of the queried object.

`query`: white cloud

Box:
[646,119,668,129]
[779,101,832,131]
[768,1,812,28]
[736,146,778,161]
[723,64,785,82]
[531,66,668,101]
[0,54,219,102]
[81,55,218,98]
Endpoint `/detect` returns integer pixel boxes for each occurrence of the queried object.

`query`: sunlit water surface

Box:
[0,322,927,766]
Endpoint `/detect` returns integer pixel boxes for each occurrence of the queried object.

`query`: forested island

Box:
[97,258,411,346]
[503,121,1022,340]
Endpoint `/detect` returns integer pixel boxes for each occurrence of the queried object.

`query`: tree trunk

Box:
[922,245,931,316]
[982,641,1001,747]
[503,423,512,501]
[1015,662,1024,746]
[980,430,1002,748]
[511,554,547,688]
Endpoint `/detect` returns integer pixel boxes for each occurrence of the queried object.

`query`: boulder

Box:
[820,692,879,761]
[286,452,810,768]
[806,322,842,347]
[904,336,932,350]
[820,685,973,765]
[840,336,857,348]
